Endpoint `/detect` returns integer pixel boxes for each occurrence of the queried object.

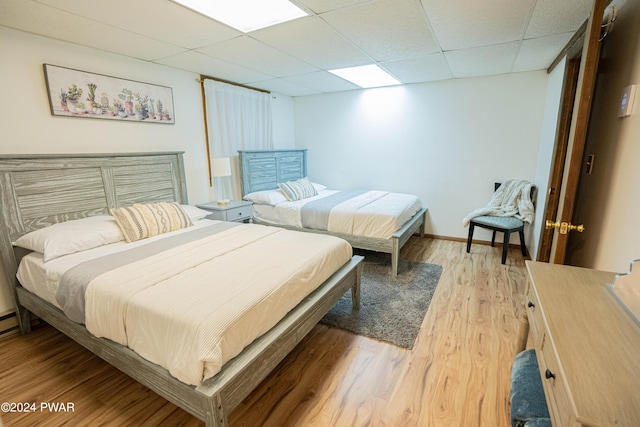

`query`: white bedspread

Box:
[17,220,352,386]
[17,219,219,308]
[253,190,422,239]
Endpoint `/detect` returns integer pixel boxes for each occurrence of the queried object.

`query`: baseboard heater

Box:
[1,310,41,338]
[0,310,19,337]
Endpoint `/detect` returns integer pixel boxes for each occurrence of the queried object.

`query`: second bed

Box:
[239,149,427,276]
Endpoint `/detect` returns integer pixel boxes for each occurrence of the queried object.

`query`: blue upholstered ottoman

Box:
[510,349,550,427]
[524,418,552,427]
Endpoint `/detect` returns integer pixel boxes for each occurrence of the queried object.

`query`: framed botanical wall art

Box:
[43,64,175,124]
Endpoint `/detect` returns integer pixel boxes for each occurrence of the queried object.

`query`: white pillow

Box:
[111,202,192,243]
[244,189,288,205]
[14,215,124,262]
[278,177,318,201]
[180,204,211,221]
[312,182,327,192]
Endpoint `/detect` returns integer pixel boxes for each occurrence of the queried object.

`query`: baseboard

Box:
[423,233,526,250]
[423,234,468,243]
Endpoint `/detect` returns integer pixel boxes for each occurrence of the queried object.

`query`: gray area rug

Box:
[320,250,443,349]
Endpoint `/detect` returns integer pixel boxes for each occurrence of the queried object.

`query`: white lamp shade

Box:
[212,157,232,177]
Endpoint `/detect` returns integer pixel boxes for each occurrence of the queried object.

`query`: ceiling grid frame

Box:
[0,0,599,96]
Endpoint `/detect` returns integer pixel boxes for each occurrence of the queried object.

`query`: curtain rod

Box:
[199,79,213,187]
[198,74,270,94]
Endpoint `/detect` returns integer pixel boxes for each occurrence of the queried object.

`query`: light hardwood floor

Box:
[0,238,528,426]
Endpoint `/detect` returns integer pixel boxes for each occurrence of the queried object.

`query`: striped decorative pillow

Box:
[111,202,192,242]
[278,177,318,201]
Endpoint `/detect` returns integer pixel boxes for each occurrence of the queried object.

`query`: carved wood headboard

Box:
[0,152,187,330]
[238,149,307,195]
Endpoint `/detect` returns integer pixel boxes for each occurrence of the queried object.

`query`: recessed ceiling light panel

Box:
[329,65,401,89]
[173,0,308,32]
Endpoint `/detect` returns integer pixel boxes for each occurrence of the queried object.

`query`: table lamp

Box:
[212,157,232,205]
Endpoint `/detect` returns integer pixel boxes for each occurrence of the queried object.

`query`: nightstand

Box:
[196,200,253,223]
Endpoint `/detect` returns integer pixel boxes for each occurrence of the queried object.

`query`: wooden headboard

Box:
[0,152,187,331]
[238,149,306,195]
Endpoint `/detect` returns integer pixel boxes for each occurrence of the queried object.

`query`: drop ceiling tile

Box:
[2,0,598,95]
[322,0,439,62]
[1,0,186,60]
[249,78,320,96]
[382,53,453,83]
[197,36,319,78]
[36,0,242,49]
[513,33,573,72]
[444,42,520,78]
[154,51,271,83]
[421,0,536,50]
[250,16,371,69]
[284,71,359,92]
[296,0,372,14]
[525,0,592,38]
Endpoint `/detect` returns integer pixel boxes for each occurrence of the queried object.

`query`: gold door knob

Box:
[545,220,559,229]
[546,220,585,234]
[569,223,585,233]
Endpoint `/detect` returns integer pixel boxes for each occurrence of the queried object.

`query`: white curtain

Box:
[203,79,273,200]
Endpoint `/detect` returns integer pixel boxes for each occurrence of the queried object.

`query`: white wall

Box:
[293,72,548,242]
[0,27,209,313]
[0,26,295,314]
[272,93,296,148]
[0,25,557,315]
[0,27,211,199]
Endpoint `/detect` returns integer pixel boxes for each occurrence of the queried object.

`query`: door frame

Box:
[537,57,580,262]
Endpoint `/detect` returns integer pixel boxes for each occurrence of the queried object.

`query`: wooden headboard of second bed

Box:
[238,149,307,195]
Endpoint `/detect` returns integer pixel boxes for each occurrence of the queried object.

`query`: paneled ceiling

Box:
[0,0,594,96]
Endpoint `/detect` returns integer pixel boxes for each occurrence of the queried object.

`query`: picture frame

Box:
[43,64,175,124]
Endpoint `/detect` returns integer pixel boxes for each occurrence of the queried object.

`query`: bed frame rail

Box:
[238,149,427,276]
[0,152,363,427]
[15,256,362,426]
[254,207,425,276]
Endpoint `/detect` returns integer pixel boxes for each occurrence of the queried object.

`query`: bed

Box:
[239,149,426,276]
[0,152,362,427]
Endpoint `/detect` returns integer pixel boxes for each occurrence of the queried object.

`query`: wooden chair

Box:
[466,183,536,264]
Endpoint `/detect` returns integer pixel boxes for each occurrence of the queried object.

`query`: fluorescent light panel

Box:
[329,65,401,88]
[173,0,307,32]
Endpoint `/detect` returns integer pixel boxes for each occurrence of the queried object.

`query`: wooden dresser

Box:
[524,261,640,426]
